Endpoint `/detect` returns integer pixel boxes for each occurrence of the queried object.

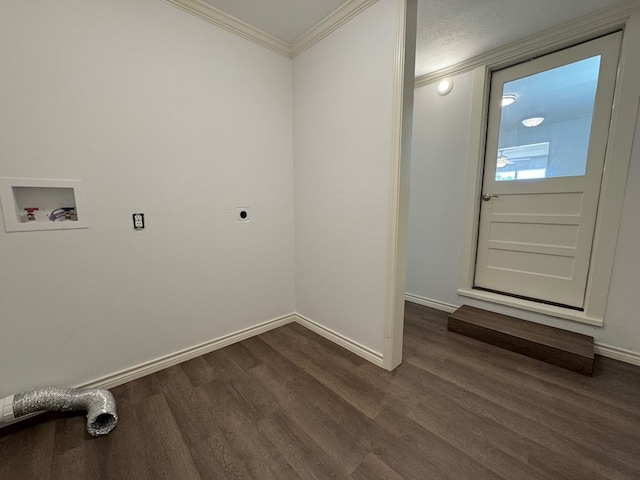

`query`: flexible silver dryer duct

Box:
[0,387,118,436]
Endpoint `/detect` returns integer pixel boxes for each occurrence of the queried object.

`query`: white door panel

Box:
[489,222,579,248]
[474,32,622,309]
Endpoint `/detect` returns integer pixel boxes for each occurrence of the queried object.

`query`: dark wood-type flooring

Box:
[448,305,596,375]
[2,302,640,479]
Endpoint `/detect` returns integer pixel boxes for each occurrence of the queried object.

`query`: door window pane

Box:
[496,142,549,181]
[495,56,601,181]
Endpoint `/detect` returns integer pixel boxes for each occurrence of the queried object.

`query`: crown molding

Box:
[162,0,378,59]
[162,0,291,57]
[291,0,379,57]
[415,0,640,88]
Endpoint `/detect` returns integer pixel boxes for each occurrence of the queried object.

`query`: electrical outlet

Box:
[133,213,144,230]
[237,208,250,222]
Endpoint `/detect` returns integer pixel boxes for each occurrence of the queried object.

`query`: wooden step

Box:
[447,305,595,375]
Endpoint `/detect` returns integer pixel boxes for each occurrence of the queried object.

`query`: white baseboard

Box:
[87,312,384,392]
[81,313,297,390]
[294,314,384,367]
[0,313,297,431]
[594,344,640,366]
[405,293,459,313]
[404,293,640,367]
[2,304,637,434]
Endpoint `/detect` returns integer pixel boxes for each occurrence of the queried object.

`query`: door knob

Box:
[482,193,499,201]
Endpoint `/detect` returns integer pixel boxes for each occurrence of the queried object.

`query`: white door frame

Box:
[456,11,640,326]
[383,0,417,370]
[474,32,621,310]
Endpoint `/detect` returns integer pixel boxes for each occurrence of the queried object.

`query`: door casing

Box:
[456,11,640,326]
[474,32,622,310]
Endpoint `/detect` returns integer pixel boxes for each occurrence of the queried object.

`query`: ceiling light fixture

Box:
[501,94,516,106]
[496,151,514,168]
[437,78,453,95]
[522,116,545,127]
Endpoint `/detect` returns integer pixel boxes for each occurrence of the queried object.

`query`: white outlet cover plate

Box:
[133,213,144,229]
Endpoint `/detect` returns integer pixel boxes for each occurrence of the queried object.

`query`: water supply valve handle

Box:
[24,207,39,221]
[61,207,75,220]
[49,207,76,221]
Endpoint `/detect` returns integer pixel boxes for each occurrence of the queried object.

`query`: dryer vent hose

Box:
[1,387,118,436]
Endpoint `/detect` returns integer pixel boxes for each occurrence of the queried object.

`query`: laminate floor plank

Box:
[375,402,506,480]
[418,334,640,438]
[407,350,640,474]
[397,388,556,480]
[222,341,264,372]
[406,394,619,480]
[362,413,452,480]
[399,357,640,480]
[130,393,202,480]
[517,357,640,413]
[256,326,422,463]
[417,316,640,419]
[242,336,358,413]
[408,346,640,469]
[243,353,371,472]
[166,374,256,480]
[260,325,405,418]
[167,402,242,480]
[257,411,349,480]
[195,380,297,480]
[283,401,369,473]
[406,306,640,412]
[0,415,56,480]
[50,444,101,480]
[179,355,222,388]
[245,342,389,465]
[98,396,172,480]
[1,303,639,480]
[283,322,369,368]
[349,453,404,480]
[223,368,280,421]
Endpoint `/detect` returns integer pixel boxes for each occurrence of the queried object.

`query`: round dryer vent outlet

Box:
[237,207,250,222]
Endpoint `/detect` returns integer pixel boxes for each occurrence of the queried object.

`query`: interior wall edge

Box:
[294,313,385,367]
[291,0,379,57]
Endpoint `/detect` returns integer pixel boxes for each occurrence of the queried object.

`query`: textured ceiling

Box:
[200,0,623,76]
[415,0,621,77]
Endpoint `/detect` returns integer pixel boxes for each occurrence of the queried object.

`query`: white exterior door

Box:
[474,32,621,309]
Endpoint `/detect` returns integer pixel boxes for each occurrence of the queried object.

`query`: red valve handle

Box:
[24,208,39,213]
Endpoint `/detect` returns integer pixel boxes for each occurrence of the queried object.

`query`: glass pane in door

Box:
[495,56,601,181]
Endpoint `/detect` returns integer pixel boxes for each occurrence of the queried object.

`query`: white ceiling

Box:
[415,0,621,77]
[199,0,349,44]
[200,0,623,77]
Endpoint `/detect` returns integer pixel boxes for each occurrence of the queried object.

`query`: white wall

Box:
[406,72,474,308]
[293,0,401,355]
[407,69,640,356]
[0,0,295,397]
